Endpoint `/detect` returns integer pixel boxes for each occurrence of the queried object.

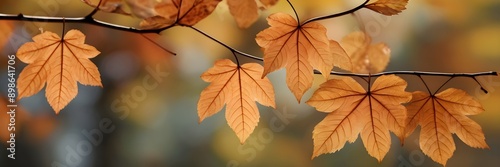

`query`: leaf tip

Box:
[311,154,318,160]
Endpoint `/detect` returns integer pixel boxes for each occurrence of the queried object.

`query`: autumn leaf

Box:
[307,75,411,161]
[365,0,409,16]
[82,0,159,18]
[256,13,349,102]
[329,40,352,71]
[340,31,390,74]
[140,0,221,29]
[82,0,130,15]
[17,30,102,114]
[198,59,276,143]
[404,88,489,166]
[227,0,278,28]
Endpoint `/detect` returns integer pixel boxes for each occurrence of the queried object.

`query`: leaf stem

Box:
[433,77,453,95]
[232,52,240,67]
[302,0,370,25]
[140,34,177,55]
[418,75,432,95]
[286,0,300,24]
[62,17,66,37]
[473,77,489,94]
[85,0,102,19]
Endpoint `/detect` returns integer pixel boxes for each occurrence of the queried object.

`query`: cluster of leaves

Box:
[12,0,495,166]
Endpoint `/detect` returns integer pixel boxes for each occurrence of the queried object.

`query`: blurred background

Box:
[0,0,499,166]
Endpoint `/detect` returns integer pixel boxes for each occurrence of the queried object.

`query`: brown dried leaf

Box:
[340,31,390,74]
[82,0,160,18]
[17,30,102,114]
[307,75,411,161]
[141,0,221,29]
[404,89,489,166]
[82,0,131,16]
[365,0,409,16]
[198,59,276,143]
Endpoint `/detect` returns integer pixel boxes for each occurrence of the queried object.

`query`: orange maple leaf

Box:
[227,0,278,28]
[340,31,390,74]
[404,88,489,166]
[140,0,221,29]
[198,59,276,143]
[307,75,411,161]
[256,13,350,102]
[17,30,102,114]
[365,0,409,16]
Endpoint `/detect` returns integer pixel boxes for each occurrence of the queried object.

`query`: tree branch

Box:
[0,13,166,33]
[186,25,497,82]
[1,4,497,93]
[327,71,497,78]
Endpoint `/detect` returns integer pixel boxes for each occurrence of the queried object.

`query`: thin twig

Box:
[418,75,432,95]
[140,34,177,55]
[85,0,102,19]
[303,0,370,24]
[433,77,453,95]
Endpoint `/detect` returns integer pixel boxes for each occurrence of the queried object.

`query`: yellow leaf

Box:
[307,75,411,161]
[257,13,348,102]
[365,0,409,16]
[141,0,221,29]
[17,30,102,114]
[198,59,276,143]
[340,31,390,74]
[404,89,489,166]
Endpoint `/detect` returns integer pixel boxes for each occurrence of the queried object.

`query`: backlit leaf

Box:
[308,75,411,161]
[17,30,102,114]
[256,13,349,102]
[404,89,489,166]
[198,59,276,143]
[365,0,409,16]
